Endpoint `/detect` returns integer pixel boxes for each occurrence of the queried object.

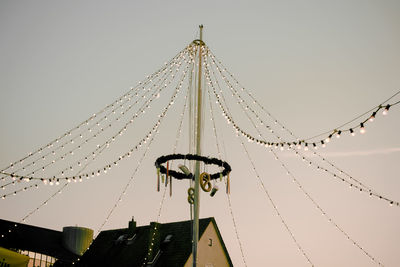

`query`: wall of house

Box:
[184,222,231,267]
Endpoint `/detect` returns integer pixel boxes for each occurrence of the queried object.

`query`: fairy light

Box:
[206,83,248,266]
[208,48,399,150]
[87,47,191,236]
[228,49,400,209]
[0,51,183,176]
[0,50,191,195]
[217,66,400,207]
[88,55,191,267]
[3,44,193,252]
[207,45,400,209]
[1,48,189,176]
[206,58,314,264]
[238,134,313,266]
[270,149,384,266]
[0,56,183,189]
[209,51,387,264]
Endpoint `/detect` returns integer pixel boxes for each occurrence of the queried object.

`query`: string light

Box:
[61,47,195,266]
[209,52,400,207]
[207,47,388,265]
[238,134,314,266]
[270,150,384,266]
[206,84,248,266]
[207,48,399,150]
[0,53,187,192]
[0,49,188,178]
[0,50,192,197]
[2,36,398,267]
[205,53,310,264]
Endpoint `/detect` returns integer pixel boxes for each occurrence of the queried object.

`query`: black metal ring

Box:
[155,153,231,180]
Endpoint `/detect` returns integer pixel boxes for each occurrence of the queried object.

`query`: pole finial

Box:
[199,25,203,41]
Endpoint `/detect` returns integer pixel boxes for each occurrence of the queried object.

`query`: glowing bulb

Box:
[360,123,366,134]
[369,112,376,122]
[325,136,331,143]
[382,104,390,115]
[350,128,355,136]
[336,130,341,138]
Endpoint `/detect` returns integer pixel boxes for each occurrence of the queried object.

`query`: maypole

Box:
[192,24,204,267]
[154,25,231,266]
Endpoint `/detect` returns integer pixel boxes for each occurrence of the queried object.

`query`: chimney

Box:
[128,217,136,236]
[146,222,161,263]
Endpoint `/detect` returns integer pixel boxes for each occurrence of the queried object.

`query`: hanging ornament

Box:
[169,175,172,197]
[187,187,195,204]
[165,161,169,186]
[200,172,212,192]
[226,172,231,194]
[157,168,160,192]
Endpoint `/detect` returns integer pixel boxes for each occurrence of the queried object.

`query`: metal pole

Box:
[192,24,203,267]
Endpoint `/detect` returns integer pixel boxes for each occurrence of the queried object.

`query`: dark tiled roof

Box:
[0,218,78,264]
[78,217,232,267]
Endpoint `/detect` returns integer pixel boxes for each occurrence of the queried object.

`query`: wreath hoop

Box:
[154,153,231,180]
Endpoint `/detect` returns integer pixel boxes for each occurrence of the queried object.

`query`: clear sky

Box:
[1,1,400,266]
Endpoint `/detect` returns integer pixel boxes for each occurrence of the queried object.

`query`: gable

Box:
[184,220,233,267]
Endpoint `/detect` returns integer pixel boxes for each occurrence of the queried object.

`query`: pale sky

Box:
[1,1,400,266]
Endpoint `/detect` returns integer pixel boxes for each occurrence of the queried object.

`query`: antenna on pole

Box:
[192,24,203,267]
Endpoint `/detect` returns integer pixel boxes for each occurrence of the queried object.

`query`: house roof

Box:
[77,217,233,267]
[0,218,78,264]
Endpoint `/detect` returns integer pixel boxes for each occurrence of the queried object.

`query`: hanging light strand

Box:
[270,149,384,266]
[0,49,191,192]
[208,46,389,264]
[239,134,313,266]
[207,47,399,207]
[206,81,248,266]
[207,50,389,265]
[292,150,399,207]
[0,141,112,241]
[0,47,190,177]
[204,61,313,265]
[0,48,190,186]
[73,51,192,267]
[144,63,193,267]
[207,49,400,149]
[95,53,190,234]
[0,48,193,199]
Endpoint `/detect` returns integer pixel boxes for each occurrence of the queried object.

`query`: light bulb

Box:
[336,130,341,138]
[382,104,390,115]
[369,112,376,122]
[350,128,355,136]
[360,123,366,134]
